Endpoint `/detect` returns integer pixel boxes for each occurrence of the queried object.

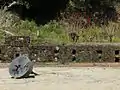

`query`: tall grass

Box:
[0,9,120,45]
[13,19,120,44]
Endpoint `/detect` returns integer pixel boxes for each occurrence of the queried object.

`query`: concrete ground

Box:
[0,67,120,90]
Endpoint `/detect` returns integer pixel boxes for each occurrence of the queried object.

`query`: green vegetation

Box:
[0,8,120,45]
[1,0,120,45]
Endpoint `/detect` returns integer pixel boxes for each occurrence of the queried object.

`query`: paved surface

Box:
[0,67,120,90]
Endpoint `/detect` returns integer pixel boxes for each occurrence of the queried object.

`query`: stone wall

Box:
[0,36,120,63]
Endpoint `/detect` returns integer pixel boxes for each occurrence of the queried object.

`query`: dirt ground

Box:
[0,64,120,90]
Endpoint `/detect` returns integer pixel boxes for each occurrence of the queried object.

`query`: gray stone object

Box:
[9,55,34,79]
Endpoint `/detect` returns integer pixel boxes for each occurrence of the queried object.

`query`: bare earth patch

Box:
[0,66,120,90]
[1,62,120,68]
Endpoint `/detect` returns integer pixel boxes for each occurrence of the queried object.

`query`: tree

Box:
[66,0,120,26]
[0,0,120,25]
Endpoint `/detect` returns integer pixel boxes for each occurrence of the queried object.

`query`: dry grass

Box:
[1,9,120,44]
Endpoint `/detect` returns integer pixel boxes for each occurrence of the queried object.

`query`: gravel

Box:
[0,67,120,90]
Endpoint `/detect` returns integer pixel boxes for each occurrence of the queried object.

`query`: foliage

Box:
[63,0,120,27]
[33,21,70,45]
[0,8,120,45]
[0,0,120,25]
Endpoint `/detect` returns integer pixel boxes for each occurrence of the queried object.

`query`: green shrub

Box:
[34,21,71,45]
[1,9,120,44]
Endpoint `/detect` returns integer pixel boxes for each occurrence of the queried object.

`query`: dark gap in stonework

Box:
[72,49,76,61]
[115,50,119,55]
[96,50,102,54]
[115,50,120,62]
[0,49,1,54]
[15,53,20,58]
[115,57,119,62]
[96,50,102,59]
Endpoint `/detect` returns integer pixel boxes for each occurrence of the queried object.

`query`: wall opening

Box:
[115,50,119,55]
[72,57,76,61]
[72,49,76,61]
[96,50,102,59]
[42,48,47,53]
[0,49,1,54]
[115,50,120,62]
[115,57,119,62]
[72,49,76,55]
[98,56,102,59]
[54,46,60,62]
[96,50,102,54]
[15,53,20,58]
